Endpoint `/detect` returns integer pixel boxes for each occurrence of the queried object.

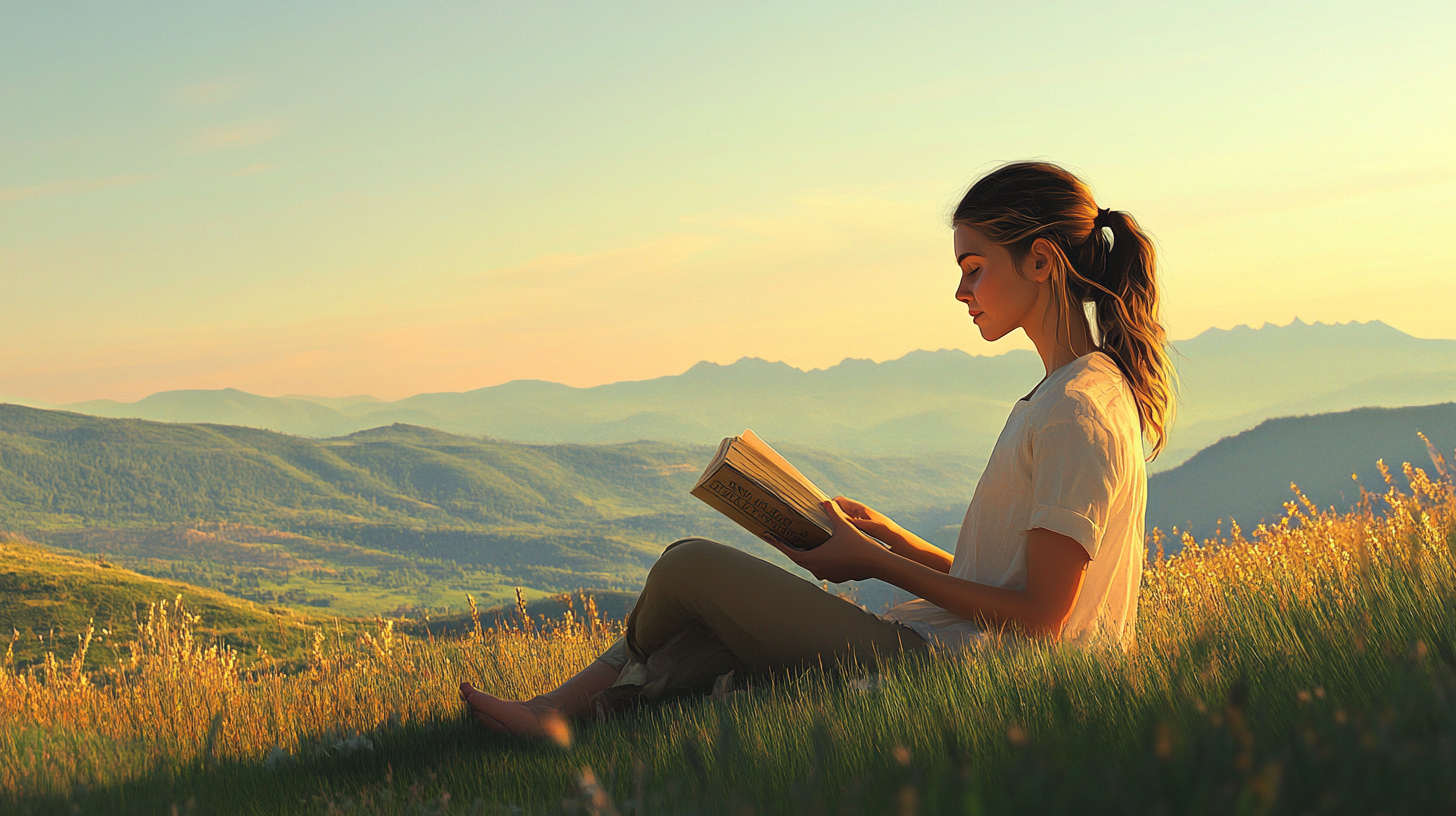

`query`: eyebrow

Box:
[957,252,983,263]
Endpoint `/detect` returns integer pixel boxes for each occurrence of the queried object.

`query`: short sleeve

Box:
[1027,398,1122,559]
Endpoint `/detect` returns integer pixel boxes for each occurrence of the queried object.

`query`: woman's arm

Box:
[769,500,1090,637]
[833,496,953,573]
[874,528,1089,636]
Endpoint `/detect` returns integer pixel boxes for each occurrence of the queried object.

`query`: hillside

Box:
[0,534,307,669]
[42,320,1456,471]
[0,405,975,614]
[1147,402,1456,542]
[6,457,1453,814]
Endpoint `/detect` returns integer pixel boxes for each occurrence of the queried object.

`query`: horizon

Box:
[1,316,1435,407]
[4,3,1453,404]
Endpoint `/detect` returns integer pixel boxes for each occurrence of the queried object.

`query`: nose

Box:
[955,276,974,304]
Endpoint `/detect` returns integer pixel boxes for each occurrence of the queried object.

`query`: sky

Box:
[2,1,1453,404]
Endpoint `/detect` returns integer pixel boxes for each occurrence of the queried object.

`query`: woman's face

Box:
[952,224,1044,342]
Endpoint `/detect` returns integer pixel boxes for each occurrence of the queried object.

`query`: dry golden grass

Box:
[2,459,1453,811]
[0,589,622,800]
[1142,459,1455,651]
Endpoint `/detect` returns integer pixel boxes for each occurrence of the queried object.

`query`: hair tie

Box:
[1093,207,1114,229]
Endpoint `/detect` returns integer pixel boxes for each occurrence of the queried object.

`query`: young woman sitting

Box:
[459,160,1174,737]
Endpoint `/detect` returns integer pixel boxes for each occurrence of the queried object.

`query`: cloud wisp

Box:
[187,121,283,153]
[0,174,148,204]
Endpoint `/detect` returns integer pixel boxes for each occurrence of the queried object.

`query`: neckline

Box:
[1017,352,1106,403]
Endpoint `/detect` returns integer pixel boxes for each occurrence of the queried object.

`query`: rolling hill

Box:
[1147,402,1456,544]
[61,351,1040,459]
[0,534,309,669]
[0,405,977,615]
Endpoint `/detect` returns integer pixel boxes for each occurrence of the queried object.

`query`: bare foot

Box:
[459,682,572,746]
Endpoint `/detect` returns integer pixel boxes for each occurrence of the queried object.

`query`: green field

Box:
[3,463,1453,814]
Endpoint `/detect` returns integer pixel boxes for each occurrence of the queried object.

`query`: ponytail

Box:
[1070,208,1175,458]
[952,162,1176,458]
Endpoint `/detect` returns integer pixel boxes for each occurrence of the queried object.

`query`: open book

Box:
[690,429,835,549]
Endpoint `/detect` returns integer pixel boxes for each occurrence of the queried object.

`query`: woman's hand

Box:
[763,499,896,583]
[832,496,907,549]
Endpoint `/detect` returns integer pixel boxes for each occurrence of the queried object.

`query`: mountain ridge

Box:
[17,319,1456,469]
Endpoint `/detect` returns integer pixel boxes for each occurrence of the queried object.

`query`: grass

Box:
[2,459,1455,814]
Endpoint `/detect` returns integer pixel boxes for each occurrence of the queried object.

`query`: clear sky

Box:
[3,1,1453,403]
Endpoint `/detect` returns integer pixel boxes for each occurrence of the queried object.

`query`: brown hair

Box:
[951,161,1175,458]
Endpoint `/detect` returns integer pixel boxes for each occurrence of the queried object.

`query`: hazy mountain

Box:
[1160,319,1456,468]
[56,350,1040,459]
[1148,402,1456,545]
[36,320,1456,470]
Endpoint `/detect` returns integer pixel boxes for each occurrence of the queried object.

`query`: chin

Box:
[977,323,1011,342]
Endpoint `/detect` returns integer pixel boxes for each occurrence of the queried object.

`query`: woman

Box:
[460,161,1173,737]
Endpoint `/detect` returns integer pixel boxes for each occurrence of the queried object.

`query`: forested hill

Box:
[1147,402,1456,543]
[0,404,974,532]
[0,405,977,613]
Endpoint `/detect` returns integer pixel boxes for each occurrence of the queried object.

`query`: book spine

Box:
[691,464,832,550]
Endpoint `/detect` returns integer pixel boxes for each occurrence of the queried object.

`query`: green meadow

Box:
[2,461,1453,814]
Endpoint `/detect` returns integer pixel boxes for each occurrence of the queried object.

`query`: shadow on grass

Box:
[10,644,1456,816]
[5,707,589,816]
[11,595,1456,815]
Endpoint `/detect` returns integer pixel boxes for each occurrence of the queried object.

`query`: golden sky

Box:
[3,2,1453,403]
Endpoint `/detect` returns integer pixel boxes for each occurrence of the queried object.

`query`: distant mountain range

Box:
[1147,402,1456,544]
[1158,320,1456,469]
[22,320,1456,472]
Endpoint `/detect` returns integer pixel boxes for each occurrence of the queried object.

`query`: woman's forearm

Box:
[876,555,1051,633]
[843,506,954,573]
[785,505,1083,635]
[872,529,1089,638]
[883,526,954,573]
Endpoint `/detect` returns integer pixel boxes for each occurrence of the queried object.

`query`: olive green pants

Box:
[594,538,926,708]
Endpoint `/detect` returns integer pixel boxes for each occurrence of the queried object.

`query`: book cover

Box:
[690,431,834,549]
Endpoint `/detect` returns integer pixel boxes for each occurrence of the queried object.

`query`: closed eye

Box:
[957,252,983,277]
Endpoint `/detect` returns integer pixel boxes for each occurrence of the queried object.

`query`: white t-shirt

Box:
[884,352,1147,649]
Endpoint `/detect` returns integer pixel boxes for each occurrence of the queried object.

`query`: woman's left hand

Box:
[763,499,894,583]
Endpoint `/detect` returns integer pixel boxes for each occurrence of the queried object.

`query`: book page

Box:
[738,430,830,502]
[723,450,826,531]
[730,430,832,528]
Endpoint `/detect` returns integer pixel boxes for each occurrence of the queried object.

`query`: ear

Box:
[1024,238,1058,284]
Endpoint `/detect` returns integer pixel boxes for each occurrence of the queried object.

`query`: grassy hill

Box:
[0,405,976,615]
[0,534,309,670]
[3,458,1452,814]
[1148,402,1456,542]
